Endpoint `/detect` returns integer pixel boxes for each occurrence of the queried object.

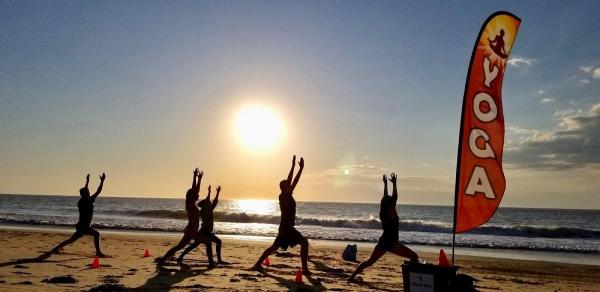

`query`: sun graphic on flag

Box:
[478,15,520,72]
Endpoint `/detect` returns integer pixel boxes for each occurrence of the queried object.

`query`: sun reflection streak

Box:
[232,199,277,215]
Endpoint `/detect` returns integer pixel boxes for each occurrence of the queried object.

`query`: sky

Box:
[1,1,599,209]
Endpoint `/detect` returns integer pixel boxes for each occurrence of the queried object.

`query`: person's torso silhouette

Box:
[76,196,95,230]
[279,192,296,229]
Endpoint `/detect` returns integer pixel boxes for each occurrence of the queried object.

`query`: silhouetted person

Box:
[347,173,418,282]
[49,173,107,257]
[177,185,226,265]
[489,29,508,58]
[156,168,214,270]
[251,155,310,275]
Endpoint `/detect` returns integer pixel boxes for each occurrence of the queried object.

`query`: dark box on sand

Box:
[401,261,458,292]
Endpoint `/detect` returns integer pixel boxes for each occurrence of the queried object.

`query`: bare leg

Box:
[251,243,278,271]
[389,243,418,262]
[50,231,84,253]
[212,235,223,263]
[86,228,105,257]
[157,233,192,268]
[347,246,386,282]
[300,238,310,275]
[177,241,201,264]
[190,232,214,268]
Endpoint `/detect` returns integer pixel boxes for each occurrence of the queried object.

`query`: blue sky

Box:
[1,1,599,208]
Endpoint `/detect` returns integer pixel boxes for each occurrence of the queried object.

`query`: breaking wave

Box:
[130,210,600,239]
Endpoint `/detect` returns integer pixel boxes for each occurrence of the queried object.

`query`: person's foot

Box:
[96,253,110,258]
[217,260,230,265]
[207,262,216,270]
[249,264,264,272]
[302,268,312,276]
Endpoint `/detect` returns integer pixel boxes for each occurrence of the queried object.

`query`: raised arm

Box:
[92,173,106,198]
[290,157,304,191]
[389,173,398,203]
[382,174,388,197]
[192,168,199,189]
[196,170,204,194]
[206,185,211,200]
[212,186,221,210]
[286,155,296,183]
[84,174,90,189]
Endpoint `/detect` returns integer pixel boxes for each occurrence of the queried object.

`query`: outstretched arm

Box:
[92,173,106,199]
[192,168,199,189]
[290,157,304,191]
[196,170,204,194]
[382,175,388,197]
[389,173,398,203]
[84,174,90,189]
[286,155,296,183]
[212,186,221,210]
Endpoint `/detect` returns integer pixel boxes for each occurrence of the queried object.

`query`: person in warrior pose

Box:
[177,185,226,265]
[251,155,310,275]
[48,173,107,257]
[347,173,418,282]
[156,168,214,270]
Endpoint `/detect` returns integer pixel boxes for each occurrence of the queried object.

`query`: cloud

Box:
[505,103,600,170]
[594,68,600,79]
[507,57,535,67]
[580,66,593,73]
[539,97,555,103]
[578,79,591,86]
[537,90,545,95]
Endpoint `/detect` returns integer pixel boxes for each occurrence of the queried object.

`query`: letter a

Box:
[465,166,496,199]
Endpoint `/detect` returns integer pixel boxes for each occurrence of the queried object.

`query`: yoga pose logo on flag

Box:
[454,12,521,233]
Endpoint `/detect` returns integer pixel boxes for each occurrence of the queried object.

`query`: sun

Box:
[234,105,284,151]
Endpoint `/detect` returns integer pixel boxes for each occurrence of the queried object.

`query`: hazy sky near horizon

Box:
[1,1,599,208]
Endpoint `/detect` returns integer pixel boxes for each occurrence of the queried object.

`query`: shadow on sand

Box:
[0,252,87,268]
[134,262,212,290]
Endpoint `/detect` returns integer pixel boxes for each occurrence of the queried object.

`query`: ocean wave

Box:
[0,217,598,254]
[107,210,600,239]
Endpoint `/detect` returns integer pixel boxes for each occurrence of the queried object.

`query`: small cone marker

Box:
[91,256,101,269]
[263,257,271,267]
[294,269,303,284]
[144,248,150,257]
[438,249,450,267]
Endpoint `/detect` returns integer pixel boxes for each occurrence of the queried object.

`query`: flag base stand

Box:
[401,261,459,292]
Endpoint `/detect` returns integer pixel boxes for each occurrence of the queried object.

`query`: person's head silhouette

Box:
[279,179,291,193]
[80,187,90,197]
[499,29,505,37]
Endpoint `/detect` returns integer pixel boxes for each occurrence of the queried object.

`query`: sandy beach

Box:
[0,228,598,291]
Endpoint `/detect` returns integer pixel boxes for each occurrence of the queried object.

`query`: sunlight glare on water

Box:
[231,199,277,215]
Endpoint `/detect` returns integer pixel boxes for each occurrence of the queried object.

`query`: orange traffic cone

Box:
[144,248,150,257]
[294,269,303,284]
[91,256,101,269]
[438,249,450,267]
[263,257,271,267]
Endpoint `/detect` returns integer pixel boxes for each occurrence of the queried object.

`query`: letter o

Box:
[473,92,497,122]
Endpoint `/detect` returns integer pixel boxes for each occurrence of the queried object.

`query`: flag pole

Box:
[452,96,466,266]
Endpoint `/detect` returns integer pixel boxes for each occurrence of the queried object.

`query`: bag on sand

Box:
[342,244,357,262]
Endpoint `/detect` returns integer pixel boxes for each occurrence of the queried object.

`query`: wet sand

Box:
[0,228,599,291]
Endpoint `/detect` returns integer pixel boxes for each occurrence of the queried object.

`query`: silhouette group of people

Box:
[45,155,418,282]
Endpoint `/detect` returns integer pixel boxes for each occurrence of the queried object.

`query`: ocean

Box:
[1,194,599,262]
